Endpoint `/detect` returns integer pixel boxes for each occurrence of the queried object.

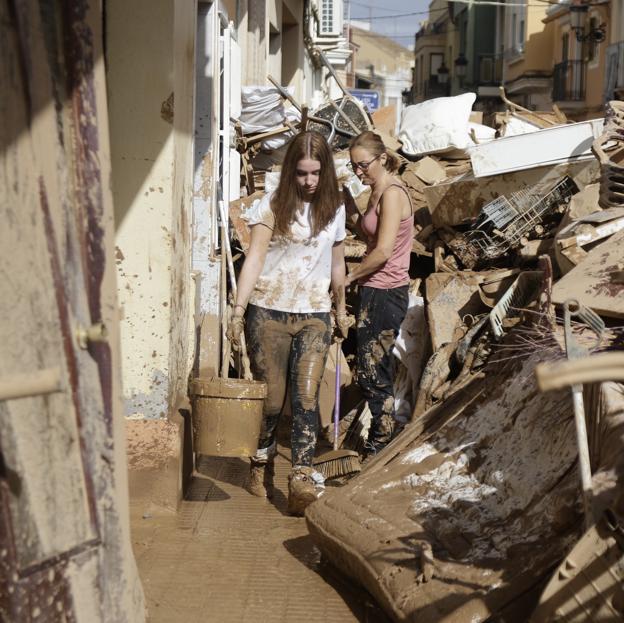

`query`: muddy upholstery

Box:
[306,348,585,623]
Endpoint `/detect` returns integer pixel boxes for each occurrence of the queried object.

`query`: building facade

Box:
[349,23,413,130]
[412,0,499,111]
[106,0,352,510]
[543,0,611,119]
[413,0,619,118]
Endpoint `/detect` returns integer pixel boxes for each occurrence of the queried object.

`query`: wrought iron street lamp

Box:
[454,53,468,87]
[569,4,606,43]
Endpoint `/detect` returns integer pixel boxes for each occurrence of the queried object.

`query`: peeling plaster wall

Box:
[107,0,194,419]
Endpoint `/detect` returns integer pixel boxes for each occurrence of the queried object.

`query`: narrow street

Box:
[131,437,389,622]
[3,0,624,621]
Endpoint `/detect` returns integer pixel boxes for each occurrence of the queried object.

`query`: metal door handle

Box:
[76,322,108,349]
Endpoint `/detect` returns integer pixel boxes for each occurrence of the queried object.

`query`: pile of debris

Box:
[228,82,624,622]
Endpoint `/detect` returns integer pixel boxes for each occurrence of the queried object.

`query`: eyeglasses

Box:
[347,154,381,172]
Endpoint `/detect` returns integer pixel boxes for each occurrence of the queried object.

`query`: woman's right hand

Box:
[226,312,245,350]
[335,311,355,340]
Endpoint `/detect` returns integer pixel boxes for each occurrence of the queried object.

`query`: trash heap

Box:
[229,85,624,622]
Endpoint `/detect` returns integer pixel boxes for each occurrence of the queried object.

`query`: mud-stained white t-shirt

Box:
[242,192,346,313]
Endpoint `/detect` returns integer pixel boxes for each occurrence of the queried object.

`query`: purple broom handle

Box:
[334,341,341,451]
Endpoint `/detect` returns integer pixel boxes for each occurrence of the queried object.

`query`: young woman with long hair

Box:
[345,131,414,458]
[227,131,350,515]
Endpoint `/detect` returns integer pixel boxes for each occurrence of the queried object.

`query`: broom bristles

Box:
[313,450,361,479]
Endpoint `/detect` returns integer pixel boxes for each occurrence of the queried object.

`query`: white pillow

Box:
[398,92,477,156]
[468,121,496,143]
[502,114,542,137]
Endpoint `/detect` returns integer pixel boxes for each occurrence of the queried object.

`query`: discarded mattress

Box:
[306,342,584,623]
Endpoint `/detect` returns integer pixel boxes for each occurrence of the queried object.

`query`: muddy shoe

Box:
[248,459,273,498]
[360,440,387,467]
[287,466,318,516]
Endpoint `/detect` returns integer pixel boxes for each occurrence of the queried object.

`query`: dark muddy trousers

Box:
[356,285,409,449]
[245,304,331,467]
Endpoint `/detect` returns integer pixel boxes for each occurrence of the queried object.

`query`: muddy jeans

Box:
[356,285,409,450]
[245,305,331,467]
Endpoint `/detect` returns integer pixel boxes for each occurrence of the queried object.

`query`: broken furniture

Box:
[267,54,372,150]
[424,271,488,351]
[306,340,585,623]
[450,176,578,268]
[308,48,372,147]
[423,158,598,229]
[592,100,624,209]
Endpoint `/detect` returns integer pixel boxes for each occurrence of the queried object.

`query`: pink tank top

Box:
[360,183,413,289]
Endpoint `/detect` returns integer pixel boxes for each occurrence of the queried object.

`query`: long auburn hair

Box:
[349,131,400,173]
[271,131,341,237]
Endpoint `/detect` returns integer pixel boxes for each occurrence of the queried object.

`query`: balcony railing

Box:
[476,54,503,85]
[423,77,449,98]
[553,60,586,102]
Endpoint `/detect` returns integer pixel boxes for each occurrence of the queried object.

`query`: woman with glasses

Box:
[226,131,351,515]
[345,131,414,458]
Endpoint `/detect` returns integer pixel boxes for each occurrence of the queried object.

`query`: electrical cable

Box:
[349,0,605,18]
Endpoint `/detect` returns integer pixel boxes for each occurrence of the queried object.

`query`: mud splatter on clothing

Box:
[356,285,409,451]
[246,305,331,467]
[242,193,345,313]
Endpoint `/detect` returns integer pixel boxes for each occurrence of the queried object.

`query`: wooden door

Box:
[0,0,144,620]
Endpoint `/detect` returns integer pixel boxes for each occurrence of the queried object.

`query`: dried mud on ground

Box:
[130,440,390,623]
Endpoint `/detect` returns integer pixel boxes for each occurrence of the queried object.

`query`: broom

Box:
[313,340,361,479]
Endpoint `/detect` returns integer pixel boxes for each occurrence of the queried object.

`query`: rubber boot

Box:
[287,466,318,516]
[248,458,275,498]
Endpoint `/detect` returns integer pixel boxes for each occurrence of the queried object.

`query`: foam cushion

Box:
[306,347,582,622]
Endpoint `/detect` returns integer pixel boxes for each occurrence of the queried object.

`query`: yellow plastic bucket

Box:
[190,377,266,457]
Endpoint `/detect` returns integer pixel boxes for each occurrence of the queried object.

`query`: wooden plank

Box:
[552,229,624,319]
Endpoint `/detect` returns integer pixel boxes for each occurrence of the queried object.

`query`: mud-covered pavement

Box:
[131,439,389,622]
